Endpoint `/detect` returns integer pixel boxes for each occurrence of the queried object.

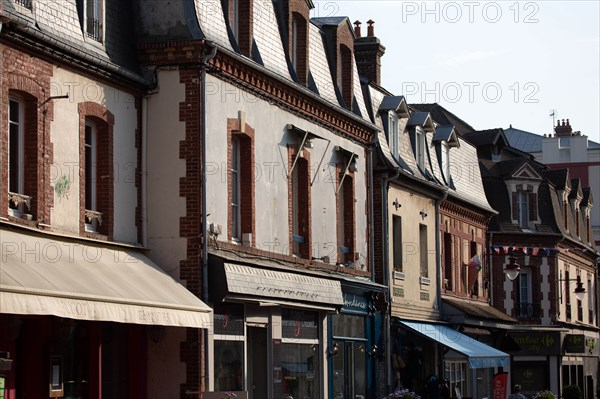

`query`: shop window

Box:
[393,215,403,272]
[214,303,245,392]
[444,360,469,398]
[281,309,320,399]
[331,314,365,338]
[419,224,428,278]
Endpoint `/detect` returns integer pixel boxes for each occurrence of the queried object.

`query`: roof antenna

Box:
[549,109,557,134]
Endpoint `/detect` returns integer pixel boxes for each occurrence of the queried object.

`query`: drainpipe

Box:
[382,167,400,394]
[142,97,148,247]
[368,146,375,281]
[434,190,448,378]
[200,41,217,393]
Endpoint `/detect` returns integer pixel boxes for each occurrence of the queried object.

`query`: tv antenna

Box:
[549,109,557,132]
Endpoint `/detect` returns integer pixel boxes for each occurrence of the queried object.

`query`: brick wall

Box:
[1,45,54,224]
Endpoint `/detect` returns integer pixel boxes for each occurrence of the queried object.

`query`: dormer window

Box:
[415,128,426,169]
[79,0,104,43]
[512,185,537,229]
[229,0,252,56]
[388,112,398,158]
[441,142,450,180]
[339,44,353,109]
[491,145,501,162]
[290,13,308,85]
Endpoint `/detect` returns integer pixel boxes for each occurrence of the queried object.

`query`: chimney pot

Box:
[367,19,375,37]
[354,20,362,37]
[566,118,570,126]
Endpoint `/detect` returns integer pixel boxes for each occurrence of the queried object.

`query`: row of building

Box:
[1,1,598,399]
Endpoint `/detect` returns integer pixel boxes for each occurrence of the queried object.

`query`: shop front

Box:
[0,228,213,399]
[328,284,385,399]
[398,321,510,399]
[208,254,344,399]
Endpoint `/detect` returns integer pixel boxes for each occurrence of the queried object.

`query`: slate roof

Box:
[410,103,475,136]
[504,126,543,153]
[442,297,517,323]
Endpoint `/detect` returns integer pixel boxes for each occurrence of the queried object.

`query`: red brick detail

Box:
[1,45,54,224]
[78,102,115,240]
[339,44,353,110]
[336,165,355,264]
[178,68,205,395]
[372,175,384,283]
[287,145,312,259]
[227,118,255,245]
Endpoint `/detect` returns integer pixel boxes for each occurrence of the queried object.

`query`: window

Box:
[282,309,320,399]
[419,224,428,277]
[227,120,255,245]
[78,103,114,238]
[291,157,310,258]
[588,277,594,324]
[8,97,24,200]
[443,232,453,291]
[231,137,241,241]
[388,113,398,158]
[513,188,537,228]
[291,16,298,69]
[13,0,32,9]
[214,303,245,392]
[338,173,355,264]
[392,216,402,272]
[85,0,103,43]
[415,128,426,169]
[516,272,532,318]
[565,270,572,319]
[229,0,251,56]
[339,45,353,109]
[8,94,36,219]
[444,360,469,399]
[441,142,450,181]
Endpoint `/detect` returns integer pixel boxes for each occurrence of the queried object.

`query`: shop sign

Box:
[563,334,585,353]
[512,363,548,396]
[493,372,508,399]
[509,332,561,355]
[342,293,368,313]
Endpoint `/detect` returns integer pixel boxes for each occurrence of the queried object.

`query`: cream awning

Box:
[0,228,211,328]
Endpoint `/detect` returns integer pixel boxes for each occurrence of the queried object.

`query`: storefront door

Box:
[248,327,268,399]
[332,340,367,399]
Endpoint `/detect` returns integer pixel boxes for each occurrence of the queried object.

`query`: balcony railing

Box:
[14,0,32,9]
[86,17,103,43]
[514,302,541,319]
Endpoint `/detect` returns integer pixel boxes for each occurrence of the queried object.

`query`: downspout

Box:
[382,168,400,394]
[368,146,375,281]
[200,41,217,392]
[142,97,148,247]
[435,189,448,379]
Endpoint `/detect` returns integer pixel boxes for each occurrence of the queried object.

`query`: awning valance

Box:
[223,263,343,307]
[400,320,509,369]
[0,228,212,328]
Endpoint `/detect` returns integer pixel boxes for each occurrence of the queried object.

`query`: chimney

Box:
[354,19,386,85]
[554,118,573,137]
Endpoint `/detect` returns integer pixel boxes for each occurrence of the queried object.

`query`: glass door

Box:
[331,340,367,399]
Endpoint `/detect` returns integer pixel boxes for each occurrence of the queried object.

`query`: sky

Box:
[311,1,600,143]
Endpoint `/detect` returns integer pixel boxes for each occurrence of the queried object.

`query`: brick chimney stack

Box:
[354,19,386,85]
[554,118,573,137]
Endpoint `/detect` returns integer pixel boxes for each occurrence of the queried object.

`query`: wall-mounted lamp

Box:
[369,344,378,357]
[393,198,401,210]
[328,342,339,356]
[419,210,428,219]
[558,275,587,302]
[504,257,521,281]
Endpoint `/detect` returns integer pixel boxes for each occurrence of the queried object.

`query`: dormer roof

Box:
[433,125,459,148]
[407,112,435,133]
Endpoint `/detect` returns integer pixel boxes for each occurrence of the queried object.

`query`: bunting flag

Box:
[545,248,551,256]
[503,246,509,253]
[467,254,482,291]
[494,247,501,254]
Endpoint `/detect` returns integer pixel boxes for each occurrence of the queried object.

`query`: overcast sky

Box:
[312,1,600,143]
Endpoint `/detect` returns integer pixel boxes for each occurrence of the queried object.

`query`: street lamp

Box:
[504,257,521,281]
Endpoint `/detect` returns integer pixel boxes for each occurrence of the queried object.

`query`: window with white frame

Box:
[415,128,426,169]
[388,112,398,158]
[444,360,469,399]
[291,15,298,69]
[83,0,103,43]
[8,96,24,198]
[516,191,529,227]
[441,142,450,181]
[588,276,595,324]
[517,271,532,318]
[419,224,428,277]
[231,137,241,241]
[392,215,402,272]
[84,122,97,213]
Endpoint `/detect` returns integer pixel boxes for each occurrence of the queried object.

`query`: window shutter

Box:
[528,193,537,221]
[512,192,518,220]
